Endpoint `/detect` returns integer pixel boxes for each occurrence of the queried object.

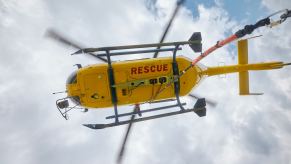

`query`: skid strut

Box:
[83,41,207,130]
[84,106,204,129]
[83,99,206,130]
[106,103,187,119]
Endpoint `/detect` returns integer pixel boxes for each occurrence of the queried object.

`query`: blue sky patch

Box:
[184,0,268,23]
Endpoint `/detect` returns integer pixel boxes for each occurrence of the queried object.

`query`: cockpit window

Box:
[66,71,77,84]
[70,96,80,105]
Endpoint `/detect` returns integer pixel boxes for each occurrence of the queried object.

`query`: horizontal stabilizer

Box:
[239,70,263,95]
[239,71,249,95]
[238,39,262,95]
[238,39,251,95]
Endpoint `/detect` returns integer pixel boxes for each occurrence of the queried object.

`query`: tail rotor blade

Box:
[189,94,217,107]
[153,0,185,58]
[45,29,107,63]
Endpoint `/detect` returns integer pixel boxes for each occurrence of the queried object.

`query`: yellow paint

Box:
[238,39,248,65]
[237,39,249,95]
[200,39,286,95]
[67,56,203,108]
[201,61,285,76]
[66,40,290,109]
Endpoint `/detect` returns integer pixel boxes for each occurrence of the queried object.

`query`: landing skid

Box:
[105,102,187,119]
[84,44,207,130]
[83,98,206,130]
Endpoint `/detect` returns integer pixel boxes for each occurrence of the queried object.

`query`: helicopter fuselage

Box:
[66,56,203,108]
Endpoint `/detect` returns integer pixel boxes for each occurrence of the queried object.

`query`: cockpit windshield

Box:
[66,71,77,84]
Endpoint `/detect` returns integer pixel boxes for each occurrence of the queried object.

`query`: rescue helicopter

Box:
[47,1,291,163]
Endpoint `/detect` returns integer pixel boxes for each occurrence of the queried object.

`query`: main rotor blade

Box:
[189,94,217,107]
[45,29,108,63]
[153,0,185,58]
[117,106,138,164]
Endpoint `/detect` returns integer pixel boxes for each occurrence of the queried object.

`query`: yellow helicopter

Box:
[48,1,291,163]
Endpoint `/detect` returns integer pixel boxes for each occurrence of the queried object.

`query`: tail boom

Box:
[201,61,286,77]
[200,39,289,95]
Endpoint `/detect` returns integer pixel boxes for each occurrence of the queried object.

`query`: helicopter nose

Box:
[66,83,81,105]
[66,71,81,105]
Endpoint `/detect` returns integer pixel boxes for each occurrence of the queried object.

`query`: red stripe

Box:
[191,34,238,65]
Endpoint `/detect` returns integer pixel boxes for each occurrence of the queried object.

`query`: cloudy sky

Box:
[0,0,291,164]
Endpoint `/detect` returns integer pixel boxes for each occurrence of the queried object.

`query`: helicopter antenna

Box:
[52,91,67,95]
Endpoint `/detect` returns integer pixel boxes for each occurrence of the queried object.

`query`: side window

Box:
[159,77,167,84]
[149,78,158,84]
[149,77,168,85]
[66,71,77,84]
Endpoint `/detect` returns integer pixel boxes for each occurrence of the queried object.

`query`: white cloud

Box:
[262,0,291,11]
[0,0,290,164]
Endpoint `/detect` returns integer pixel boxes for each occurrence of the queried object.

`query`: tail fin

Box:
[237,39,263,95]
